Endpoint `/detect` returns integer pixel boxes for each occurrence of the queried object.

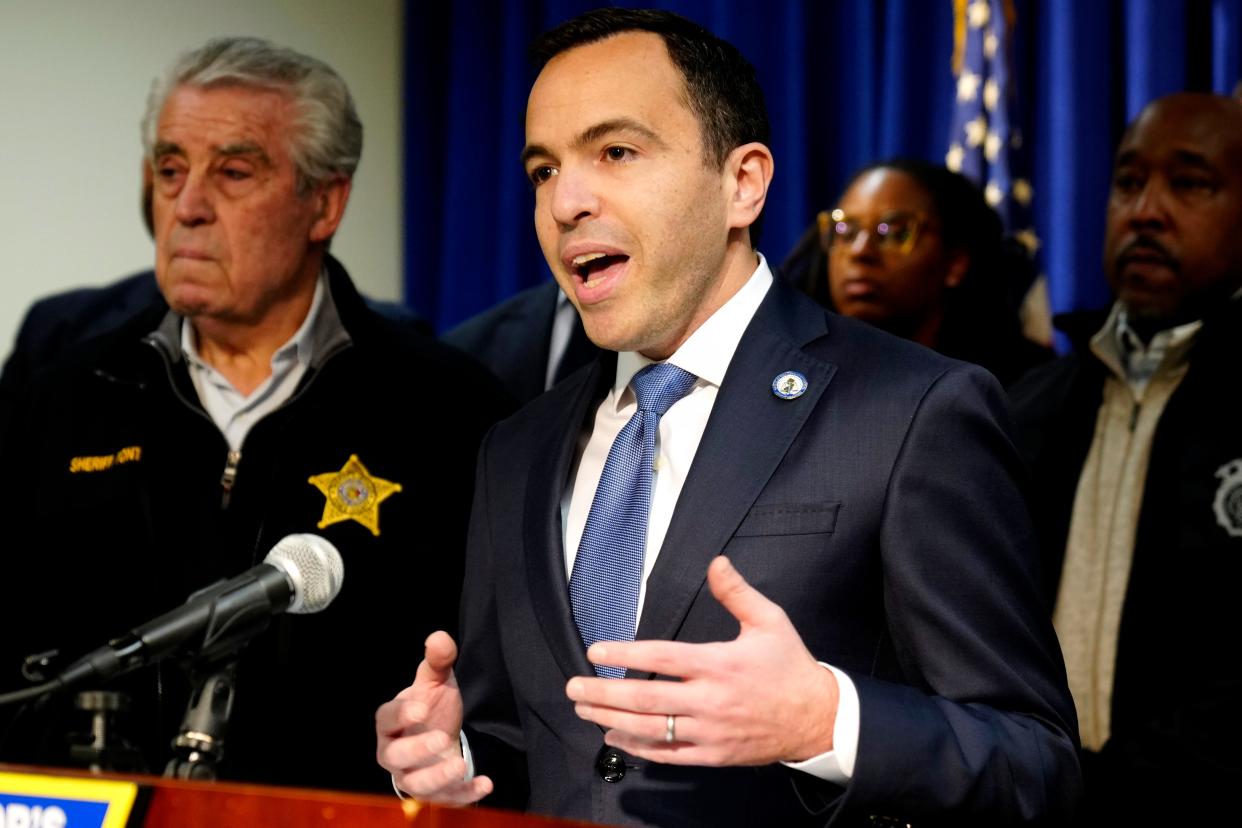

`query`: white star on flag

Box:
[983,78,1000,111]
[968,0,991,28]
[965,115,988,147]
[946,143,965,172]
[985,131,1003,161]
[957,69,981,103]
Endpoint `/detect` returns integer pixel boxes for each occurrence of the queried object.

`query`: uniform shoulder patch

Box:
[1213,458,1242,538]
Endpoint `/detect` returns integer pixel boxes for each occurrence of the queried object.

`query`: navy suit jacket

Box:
[458,280,1079,826]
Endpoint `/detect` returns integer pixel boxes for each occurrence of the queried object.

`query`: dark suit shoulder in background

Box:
[443,281,598,405]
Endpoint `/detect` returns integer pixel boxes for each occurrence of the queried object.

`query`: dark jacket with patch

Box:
[1008,299,1242,821]
[0,257,512,793]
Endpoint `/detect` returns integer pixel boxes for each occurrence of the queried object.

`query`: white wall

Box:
[0,0,403,361]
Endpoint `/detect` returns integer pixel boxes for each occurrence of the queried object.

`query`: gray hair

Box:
[141,37,363,192]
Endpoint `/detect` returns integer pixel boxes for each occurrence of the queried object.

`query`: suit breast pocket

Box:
[734,501,840,537]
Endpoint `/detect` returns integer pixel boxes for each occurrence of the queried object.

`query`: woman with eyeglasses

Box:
[782,158,1051,386]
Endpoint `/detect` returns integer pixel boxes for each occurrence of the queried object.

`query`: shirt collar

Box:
[1089,300,1202,389]
[610,253,775,409]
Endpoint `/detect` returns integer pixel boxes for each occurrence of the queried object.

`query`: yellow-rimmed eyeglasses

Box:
[819,208,932,255]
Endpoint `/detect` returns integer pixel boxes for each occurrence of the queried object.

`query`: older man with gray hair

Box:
[0,38,509,792]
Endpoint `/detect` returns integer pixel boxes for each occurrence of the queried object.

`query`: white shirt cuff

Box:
[780,663,859,784]
[460,729,476,779]
[401,672,859,796]
[391,730,474,799]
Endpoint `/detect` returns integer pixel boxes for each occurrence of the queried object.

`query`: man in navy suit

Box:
[376,9,1079,825]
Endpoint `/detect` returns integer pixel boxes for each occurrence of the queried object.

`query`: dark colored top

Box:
[459,279,1079,826]
[1009,301,1242,822]
[0,269,428,438]
[0,257,512,793]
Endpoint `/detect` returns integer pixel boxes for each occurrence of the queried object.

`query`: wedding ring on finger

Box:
[665,714,676,744]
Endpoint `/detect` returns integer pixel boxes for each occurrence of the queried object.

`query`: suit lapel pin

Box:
[771,371,808,400]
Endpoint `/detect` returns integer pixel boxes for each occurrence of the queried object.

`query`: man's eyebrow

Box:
[520,142,550,167]
[1115,148,1217,172]
[574,118,664,150]
[1169,149,1217,171]
[217,142,272,166]
[151,140,272,166]
[152,140,184,159]
[520,118,666,166]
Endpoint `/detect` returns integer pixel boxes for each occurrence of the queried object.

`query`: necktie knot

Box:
[631,363,697,417]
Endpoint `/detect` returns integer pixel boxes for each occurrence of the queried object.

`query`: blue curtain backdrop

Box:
[404,0,1242,333]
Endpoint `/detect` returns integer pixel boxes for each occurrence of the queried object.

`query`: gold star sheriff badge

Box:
[308,454,402,537]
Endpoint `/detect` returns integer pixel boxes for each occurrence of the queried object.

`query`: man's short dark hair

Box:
[530,8,770,170]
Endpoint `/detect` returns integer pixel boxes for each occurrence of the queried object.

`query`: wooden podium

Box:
[0,764,597,827]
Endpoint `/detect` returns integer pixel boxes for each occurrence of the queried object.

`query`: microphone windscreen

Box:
[265,534,344,614]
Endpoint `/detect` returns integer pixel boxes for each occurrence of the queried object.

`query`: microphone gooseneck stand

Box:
[164,660,239,781]
[0,534,343,777]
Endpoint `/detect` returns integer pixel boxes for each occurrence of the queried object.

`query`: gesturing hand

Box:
[565,556,839,766]
[375,631,493,804]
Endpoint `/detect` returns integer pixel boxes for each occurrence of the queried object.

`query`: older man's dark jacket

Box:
[0,256,511,793]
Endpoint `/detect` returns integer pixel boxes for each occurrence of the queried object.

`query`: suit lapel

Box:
[523,353,616,681]
[633,284,836,674]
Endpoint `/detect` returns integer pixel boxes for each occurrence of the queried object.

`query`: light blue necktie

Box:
[569,363,698,678]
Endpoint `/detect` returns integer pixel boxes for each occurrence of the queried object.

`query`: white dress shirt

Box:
[560,255,859,783]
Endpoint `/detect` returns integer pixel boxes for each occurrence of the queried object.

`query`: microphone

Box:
[52,534,344,693]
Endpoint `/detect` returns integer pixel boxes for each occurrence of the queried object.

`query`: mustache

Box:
[1116,235,1178,270]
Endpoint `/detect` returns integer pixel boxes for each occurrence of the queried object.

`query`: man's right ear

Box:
[309,176,352,244]
[724,142,774,234]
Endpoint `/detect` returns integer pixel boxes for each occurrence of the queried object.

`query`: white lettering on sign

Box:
[0,804,68,828]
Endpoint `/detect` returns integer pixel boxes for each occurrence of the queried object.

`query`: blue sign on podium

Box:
[0,772,137,828]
